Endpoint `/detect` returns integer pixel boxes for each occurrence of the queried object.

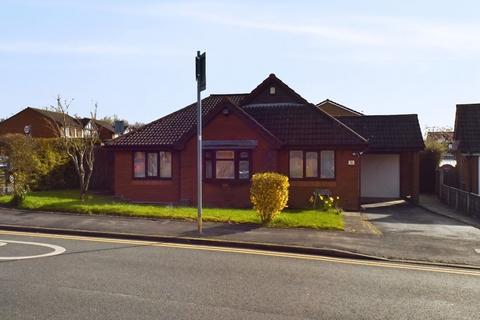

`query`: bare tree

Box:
[50,96,100,201]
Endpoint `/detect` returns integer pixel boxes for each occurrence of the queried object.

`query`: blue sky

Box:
[1,0,480,131]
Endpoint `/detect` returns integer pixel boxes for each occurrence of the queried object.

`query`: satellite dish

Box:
[24,125,31,135]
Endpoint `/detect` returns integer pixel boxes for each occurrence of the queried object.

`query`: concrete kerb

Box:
[0,224,383,261]
[2,224,480,271]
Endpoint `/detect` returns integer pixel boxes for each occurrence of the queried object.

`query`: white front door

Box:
[361,154,400,198]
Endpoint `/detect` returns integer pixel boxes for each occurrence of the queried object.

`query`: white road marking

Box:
[475,249,480,254]
[0,240,66,260]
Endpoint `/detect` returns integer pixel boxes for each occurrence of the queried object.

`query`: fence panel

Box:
[439,183,480,218]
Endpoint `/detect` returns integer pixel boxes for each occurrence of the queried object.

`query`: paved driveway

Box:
[363,201,480,241]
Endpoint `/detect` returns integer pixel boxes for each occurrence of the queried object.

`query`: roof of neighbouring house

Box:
[29,107,82,128]
[106,74,424,151]
[454,103,480,153]
[80,118,115,133]
[316,99,364,117]
[339,115,425,152]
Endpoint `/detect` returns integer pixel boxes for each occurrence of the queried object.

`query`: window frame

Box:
[204,149,252,182]
[288,150,336,180]
[132,151,173,180]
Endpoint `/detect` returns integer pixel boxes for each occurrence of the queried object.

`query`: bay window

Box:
[289,150,335,179]
[133,151,172,179]
[205,150,251,180]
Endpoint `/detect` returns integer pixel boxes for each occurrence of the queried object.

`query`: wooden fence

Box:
[439,184,480,219]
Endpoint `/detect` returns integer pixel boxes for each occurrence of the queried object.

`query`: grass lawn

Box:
[0,190,344,230]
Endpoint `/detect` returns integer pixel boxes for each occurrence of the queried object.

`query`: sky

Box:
[1,0,480,132]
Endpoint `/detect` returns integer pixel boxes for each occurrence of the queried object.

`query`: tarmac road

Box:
[0,230,479,320]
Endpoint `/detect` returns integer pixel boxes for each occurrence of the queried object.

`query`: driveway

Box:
[363,201,480,241]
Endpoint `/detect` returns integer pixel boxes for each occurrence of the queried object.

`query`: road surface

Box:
[0,230,479,320]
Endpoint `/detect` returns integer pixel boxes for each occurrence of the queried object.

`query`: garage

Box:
[361,154,400,199]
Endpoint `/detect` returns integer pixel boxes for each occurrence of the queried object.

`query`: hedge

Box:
[0,134,78,191]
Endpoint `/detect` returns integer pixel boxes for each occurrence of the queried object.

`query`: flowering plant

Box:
[309,192,342,214]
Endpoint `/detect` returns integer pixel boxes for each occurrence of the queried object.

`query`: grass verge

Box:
[0,190,344,230]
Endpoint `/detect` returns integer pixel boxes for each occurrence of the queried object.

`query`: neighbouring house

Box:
[0,107,116,141]
[317,99,363,117]
[106,74,424,210]
[453,104,480,194]
[79,118,117,141]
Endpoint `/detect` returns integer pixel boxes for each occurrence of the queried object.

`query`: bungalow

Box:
[106,74,424,210]
[453,104,480,194]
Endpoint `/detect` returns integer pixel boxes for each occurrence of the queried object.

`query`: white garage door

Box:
[361,154,400,198]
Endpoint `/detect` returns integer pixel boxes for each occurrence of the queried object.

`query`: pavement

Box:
[2,232,479,320]
[419,193,480,229]
[0,199,480,267]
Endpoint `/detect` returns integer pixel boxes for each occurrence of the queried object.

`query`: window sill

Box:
[204,179,251,185]
[132,177,173,181]
[289,178,336,182]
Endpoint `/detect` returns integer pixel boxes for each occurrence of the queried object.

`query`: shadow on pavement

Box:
[179,223,261,237]
[362,201,467,226]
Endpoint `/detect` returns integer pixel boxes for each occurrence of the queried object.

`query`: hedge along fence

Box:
[250,172,289,224]
[0,134,78,191]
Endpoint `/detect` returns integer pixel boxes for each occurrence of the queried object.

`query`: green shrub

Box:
[423,139,448,167]
[0,134,78,192]
[250,172,289,224]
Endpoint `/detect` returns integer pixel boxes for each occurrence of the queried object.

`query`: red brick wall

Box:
[180,107,277,207]
[113,150,180,203]
[0,108,57,137]
[277,150,360,211]
[113,105,363,210]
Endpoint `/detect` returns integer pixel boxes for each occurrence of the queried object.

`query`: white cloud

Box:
[109,2,480,55]
[0,42,185,56]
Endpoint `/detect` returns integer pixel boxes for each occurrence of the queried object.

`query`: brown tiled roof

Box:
[454,104,480,153]
[108,94,248,147]
[30,107,81,128]
[107,74,424,151]
[339,115,425,152]
[242,103,367,146]
[240,73,308,105]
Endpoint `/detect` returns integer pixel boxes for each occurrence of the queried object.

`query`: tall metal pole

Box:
[196,77,203,234]
[196,51,205,234]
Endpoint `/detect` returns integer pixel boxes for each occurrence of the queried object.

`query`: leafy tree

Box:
[50,96,100,201]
